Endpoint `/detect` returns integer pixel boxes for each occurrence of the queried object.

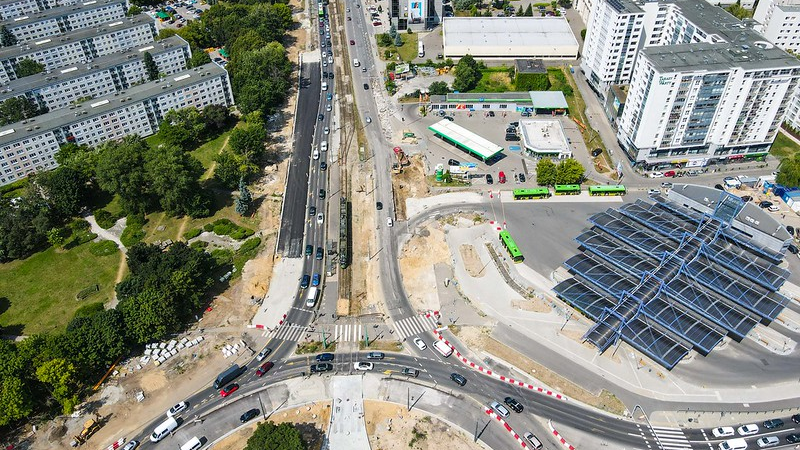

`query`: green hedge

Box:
[204,219,254,240]
[0,178,28,198]
[89,240,119,256]
[190,240,209,250]
[94,209,120,229]
[120,214,147,248]
[233,237,262,276]
[183,228,202,240]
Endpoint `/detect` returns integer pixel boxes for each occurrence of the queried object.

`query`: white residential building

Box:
[0,0,77,20]
[576,0,755,25]
[0,36,191,111]
[0,63,234,185]
[1,0,126,44]
[0,14,155,83]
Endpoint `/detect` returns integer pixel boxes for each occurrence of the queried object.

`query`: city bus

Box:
[588,185,626,196]
[318,4,324,17]
[512,187,551,200]
[554,184,581,195]
[499,230,524,263]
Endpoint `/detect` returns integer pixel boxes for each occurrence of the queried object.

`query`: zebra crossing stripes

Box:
[263,324,307,342]
[394,314,438,340]
[649,425,691,450]
[332,324,363,343]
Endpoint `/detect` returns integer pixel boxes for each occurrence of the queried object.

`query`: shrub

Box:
[72,302,105,320]
[237,237,261,255]
[211,248,234,266]
[190,240,209,250]
[183,228,202,240]
[205,219,254,240]
[69,218,91,231]
[94,209,119,229]
[120,214,147,248]
[89,240,119,256]
[229,227,255,240]
[68,231,98,247]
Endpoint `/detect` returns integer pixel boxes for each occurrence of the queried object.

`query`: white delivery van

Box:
[353,58,360,67]
[306,287,318,308]
[180,436,203,450]
[321,81,328,91]
[718,438,748,450]
[150,416,178,442]
[433,340,453,357]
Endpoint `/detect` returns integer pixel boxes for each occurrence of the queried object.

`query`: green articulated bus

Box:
[499,230,524,263]
[554,184,582,195]
[512,187,551,200]
[588,185,626,196]
[318,4,325,17]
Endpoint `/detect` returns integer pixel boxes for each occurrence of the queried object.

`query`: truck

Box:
[393,146,409,167]
[213,364,244,389]
[433,340,453,357]
[71,417,102,446]
[418,41,424,58]
[306,287,318,308]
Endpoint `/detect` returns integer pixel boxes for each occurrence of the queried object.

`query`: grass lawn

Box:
[474,68,514,92]
[770,132,800,160]
[192,130,232,176]
[0,243,120,335]
[378,33,419,62]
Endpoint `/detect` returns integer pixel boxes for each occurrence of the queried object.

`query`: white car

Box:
[320,141,328,152]
[757,436,780,448]
[167,401,188,417]
[768,205,780,212]
[413,338,427,350]
[256,346,272,362]
[648,189,660,196]
[737,424,759,436]
[387,217,393,227]
[317,213,324,224]
[326,104,332,111]
[366,116,372,123]
[121,441,140,450]
[712,427,735,438]
[312,150,320,160]
[649,171,664,178]
[324,127,329,135]
[353,361,373,371]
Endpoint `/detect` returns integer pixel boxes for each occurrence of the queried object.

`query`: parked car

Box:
[661,182,673,189]
[649,171,664,178]
[443,116,454,121]
[486,174,494,184]
[498,171,507,184]
[256,362,274,377]
[787,434,800,444]
[714,184,724,190]
[413,338,427,350]
[759,200,774,208]
[740,195,752,202]
[768,205,780,212]
[737,424,759,436]
[240,408,260,423]
[712,427,735,438]
[756,436,780,448]
[450,372,467,386]
[793,413,800,424]
[310,363,333,373]
[220,383,239,397]
[648,189,660,196]
[518,173,526,183]
[448,158,460,166]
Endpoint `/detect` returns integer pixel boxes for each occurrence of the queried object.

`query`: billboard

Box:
[409,0,424,23]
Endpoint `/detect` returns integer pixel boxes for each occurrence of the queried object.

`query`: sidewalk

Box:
[250,258,304,329]
[328,376,370,450]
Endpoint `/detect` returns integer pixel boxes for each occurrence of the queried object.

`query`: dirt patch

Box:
[459,244,484,278]
[451,326,626,415]
[364,400,484,450]
[213,401,331,450]
[392,155,429,221]
[138,372,168,392]
[347,159,378,316]
[399,224,450,312]
[360,340,404,352]
[510,299,552,313]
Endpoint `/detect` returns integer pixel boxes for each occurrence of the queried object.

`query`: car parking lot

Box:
[143,0,211,32]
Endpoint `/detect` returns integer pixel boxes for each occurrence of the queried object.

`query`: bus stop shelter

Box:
[428,119,503,162]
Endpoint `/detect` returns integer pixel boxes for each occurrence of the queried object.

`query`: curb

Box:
[484,407,529,448]
[434,331,568,402]
[248,313,288,330]
[548,420,577,450]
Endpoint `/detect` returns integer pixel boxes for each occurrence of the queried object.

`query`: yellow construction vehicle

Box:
[71,417,101,446]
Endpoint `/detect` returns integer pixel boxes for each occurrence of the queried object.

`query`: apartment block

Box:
[0,63,234,185]
[0,0,77,20]
[576,0,755,25]
[0,36,190,111]
[0,14,155,83]
[0,0,126,44]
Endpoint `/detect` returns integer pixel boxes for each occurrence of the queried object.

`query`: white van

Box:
[180,436,202,450]
[433,340,453,357]
[321,81,328,91]
[353,58,360,67]
[150,416,178,442]
[306,287,318,308]
[719,438,748,450]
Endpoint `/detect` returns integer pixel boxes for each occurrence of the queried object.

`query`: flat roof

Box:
[515,59,546,74]
[1,0,124,29]
[0,63,227,146]
[0,14,153,61]
[0,36,188,94]
[445,92,532,102]
[428,119,503,160]
[519,119,569,153]
[529,91,568,109]
[443,17,579,50]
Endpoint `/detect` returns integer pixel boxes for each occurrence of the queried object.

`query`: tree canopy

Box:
[245,422,306,450]
[452,55,481,92]
[428,81,451,95]
[229,42,292,117]
[15,58,45,78]
[0,96,46,126]
[95,136,151,214]
[778,154,800,188]
[536,159,556,186]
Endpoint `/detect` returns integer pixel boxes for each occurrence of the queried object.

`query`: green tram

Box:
[512,187,552,200]
[499,230,524,263]
[588,185,626,196]
[554,184,581,195]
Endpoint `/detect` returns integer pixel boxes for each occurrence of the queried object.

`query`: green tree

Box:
[0,96,46,126]
[214,151,258,188]
[235,178,252,216]
[536,158,557,186]
[394,33,403,47]
[0,25,17,47]
[452,54,481,92]
[377,33,393,47]
[157,107,207,151]
[0,195,54,262]
[524,4,534,16]
[119,288,182,345]
[0,376,33,426]
[143,51,160,81]
[229,42,292,116]
[15,58,45,78]
[46,227,66,248]
[245,422,306,450]
[454,0,477,10]
[187,48,212,68]
[580,28,586,40]
[36,358,79,414]
[229,116,268,161]
[778,154,800,188]
[157,28,178,40]
[228,30,268,61]
[127,5,142,16]
[726,0,752,19]
[95,135,151,214]
[202,104,231,131]
[35,166,88,219]
[55,143,98,180]
[145,145,208,217]
[65,309,129,379]
[389,25,397,39]
[554,158,585,185]
[428,81,450,95]
[176,20,213,49]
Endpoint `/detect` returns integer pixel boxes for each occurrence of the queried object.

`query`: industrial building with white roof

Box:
[442,17,579,59]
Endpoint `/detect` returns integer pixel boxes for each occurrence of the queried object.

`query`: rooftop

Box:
[442,17,579,49]
[529,91,568,109]
[519,119,569,153]
[1,0,124,29]
[605,0,642,14]
[0,14,154,61]
[444,92,532,101]
[428,119,503,160]
[0,36,189,94]
[0,63,227,146]
[515,59,546,74]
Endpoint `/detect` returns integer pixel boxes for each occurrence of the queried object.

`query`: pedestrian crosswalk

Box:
[649,425,691,450]
[393,314,438,340]
[263,323,308,342]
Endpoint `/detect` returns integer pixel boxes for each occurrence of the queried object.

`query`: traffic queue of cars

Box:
[716,415,800,449]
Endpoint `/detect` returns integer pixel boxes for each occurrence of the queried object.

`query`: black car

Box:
[591,148,603,157]
[316,352,335,362]
[240,408,260,423]
[300,274,310,289]
[319,189,326,199]
[714,184,724,190]
[366,351,384,360]
[787,225,795,236]
[518,173,526,183]
[789,434,800,444]
[309,206,316,216]
[763,418,785,429]
[788,244,798,255]
[363,83,369,90]
[376,201,383,210]
[509,121,519,127]
[310,363,333,373]
[443,116,454,121]
[486,174,494,185]
[448,158,460,166]
[305,244,313,256]
[450,373,467,386]
[759,200,774,209]
[318,113,324,121]
[504,397,523,413]
[505,134,519,141]
[323,71,328,79]
[740,195,752,202]
[320,161,328,171]
[794,414,800,424]
[315,247,324,260]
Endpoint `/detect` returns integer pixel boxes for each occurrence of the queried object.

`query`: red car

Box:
[220,383,239,397]
[256,362,274,377]
[498,171,507,184]
[664,170,676,177]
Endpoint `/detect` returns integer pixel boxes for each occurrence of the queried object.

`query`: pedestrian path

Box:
[393,314,438,340]
[263,323,307,342]
[648,425,691,450]
[332,323,363,343]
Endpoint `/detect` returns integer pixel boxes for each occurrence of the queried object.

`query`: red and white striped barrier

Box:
[434,331,568,402]
[484,407,529,448]
[248,313,288,331]
[104,438,126,450]
[425,310,440,319]
[549,420,576,450]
